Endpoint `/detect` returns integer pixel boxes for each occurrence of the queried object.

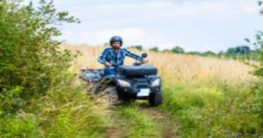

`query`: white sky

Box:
[47,0,263,52]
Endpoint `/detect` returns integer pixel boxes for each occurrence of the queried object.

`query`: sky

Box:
[41,0,263,52]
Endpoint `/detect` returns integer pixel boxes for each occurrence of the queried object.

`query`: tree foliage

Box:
[0,0,79,114]
[149,46,159,52]
[171,46,185,54]
[130,45,143,51]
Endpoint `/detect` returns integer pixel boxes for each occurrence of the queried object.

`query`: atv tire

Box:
[93,85,123,107]
[149,91,162,106]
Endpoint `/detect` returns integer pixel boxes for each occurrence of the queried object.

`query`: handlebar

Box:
[133,53,148,66]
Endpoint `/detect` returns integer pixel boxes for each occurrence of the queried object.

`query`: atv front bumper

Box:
[116,85,161,99]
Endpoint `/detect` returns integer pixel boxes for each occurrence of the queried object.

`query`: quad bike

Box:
[80,53,162,106]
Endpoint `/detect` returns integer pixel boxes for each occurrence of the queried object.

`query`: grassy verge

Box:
[160,80,262,137]
[0,76,109,138]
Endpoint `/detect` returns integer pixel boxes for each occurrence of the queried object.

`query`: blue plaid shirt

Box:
[98,47,144,66]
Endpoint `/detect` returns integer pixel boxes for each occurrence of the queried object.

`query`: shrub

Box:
[0,0,78,114]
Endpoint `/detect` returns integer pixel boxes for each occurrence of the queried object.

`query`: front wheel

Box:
[148,90,162,106]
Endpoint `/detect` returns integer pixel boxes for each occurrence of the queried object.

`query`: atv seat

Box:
[117,65,157,76]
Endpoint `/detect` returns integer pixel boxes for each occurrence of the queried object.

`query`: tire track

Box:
[142,107,180,138]
[106,103,180,138]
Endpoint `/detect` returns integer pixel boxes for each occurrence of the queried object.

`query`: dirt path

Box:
[106,103,180,138]
[139,104,180,138]
[106,109,129,138]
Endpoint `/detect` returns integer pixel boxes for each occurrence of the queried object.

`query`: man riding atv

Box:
[80,36,162,106]
[98,36,148,75]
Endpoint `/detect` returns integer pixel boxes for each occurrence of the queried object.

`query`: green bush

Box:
[0,1,108,137]
[161,81,263,137]
[0,0,78,113]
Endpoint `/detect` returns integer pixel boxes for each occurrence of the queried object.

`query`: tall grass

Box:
[62,44,262,137]
[0,73,109,138]
[61,44,255,82]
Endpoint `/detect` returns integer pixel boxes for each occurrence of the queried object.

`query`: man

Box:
[98,36,148,75]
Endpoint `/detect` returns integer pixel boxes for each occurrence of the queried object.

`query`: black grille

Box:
[132,78,149,88]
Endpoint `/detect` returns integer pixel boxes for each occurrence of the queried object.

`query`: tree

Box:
[202,51,216,56]
[226,47,236,55]
[236,46,250,54]
[186,51,201,55]
[251,1,263,76]
[0,0,79,113]
[130,45,143,51]
[150,46,159,52]
[171,46,185,54]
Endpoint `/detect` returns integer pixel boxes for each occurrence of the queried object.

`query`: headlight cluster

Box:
[117,79,131,87]
[152,78,161,87]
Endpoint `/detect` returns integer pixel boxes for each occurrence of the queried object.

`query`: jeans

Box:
[104,67,117,76]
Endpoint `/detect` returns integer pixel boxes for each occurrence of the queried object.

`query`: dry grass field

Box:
[61,44,256,84]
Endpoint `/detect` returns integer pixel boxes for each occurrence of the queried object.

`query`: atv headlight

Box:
[152,78,161,87]
[117,79,131,87]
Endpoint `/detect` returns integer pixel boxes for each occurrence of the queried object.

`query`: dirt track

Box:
[106,103,180,138]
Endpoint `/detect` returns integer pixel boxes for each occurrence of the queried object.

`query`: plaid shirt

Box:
[98,47,144,66]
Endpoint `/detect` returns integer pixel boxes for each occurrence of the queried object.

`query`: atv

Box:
[80,53,162,106]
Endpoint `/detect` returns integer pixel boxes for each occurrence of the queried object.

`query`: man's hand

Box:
[105,62,112,67]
